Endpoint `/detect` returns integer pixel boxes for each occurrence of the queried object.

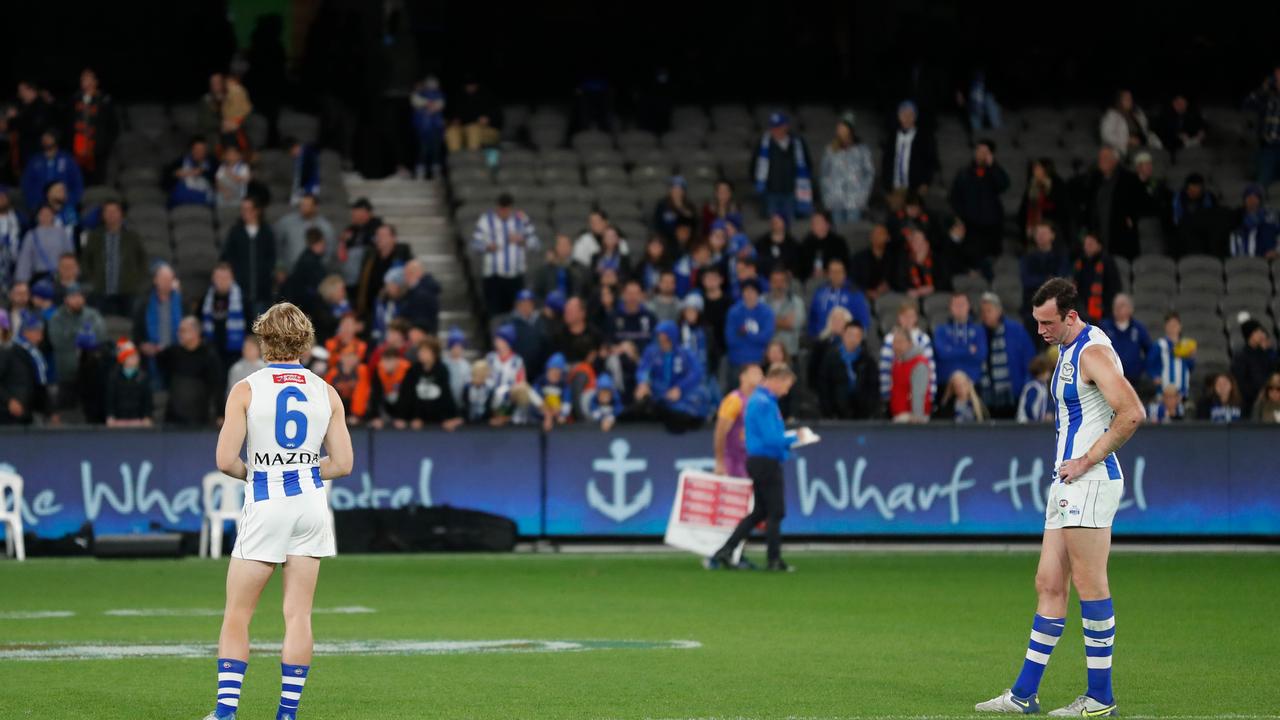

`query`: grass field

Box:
[1,550,1277,719]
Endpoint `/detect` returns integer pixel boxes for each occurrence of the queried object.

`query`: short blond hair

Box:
[252,302,315,362]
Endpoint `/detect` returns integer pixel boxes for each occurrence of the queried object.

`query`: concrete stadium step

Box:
[343,173,479,338]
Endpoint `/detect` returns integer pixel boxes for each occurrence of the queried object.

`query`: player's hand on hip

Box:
[1057,456,1093,484]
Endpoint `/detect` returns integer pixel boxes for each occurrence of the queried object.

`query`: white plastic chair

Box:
[200,472,245,559]
[0,471,26,561]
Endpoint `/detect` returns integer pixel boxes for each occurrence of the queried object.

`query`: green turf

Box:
[0,551,1277,719]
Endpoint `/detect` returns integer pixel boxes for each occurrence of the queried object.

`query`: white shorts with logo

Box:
[232,490,336,563]
[1044,478,1124,530]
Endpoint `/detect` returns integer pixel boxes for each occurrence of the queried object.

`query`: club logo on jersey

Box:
[273,372,306,384]
[1059,360,1076,385]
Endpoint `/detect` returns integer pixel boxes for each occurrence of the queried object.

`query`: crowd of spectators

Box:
[437,68,1280,430]
[2,63,1280,431]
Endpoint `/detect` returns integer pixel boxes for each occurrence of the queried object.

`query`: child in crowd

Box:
[1016,354,1054,423]
[535,352,572,431]
[584,372,622,432]
[462,360,495,425]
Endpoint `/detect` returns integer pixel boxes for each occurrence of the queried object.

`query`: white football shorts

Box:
[1044,478,1124,530]
[232,490,336,563]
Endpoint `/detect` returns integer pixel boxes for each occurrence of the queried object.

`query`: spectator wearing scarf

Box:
[1072,232,1122,323]
[754,113,813,222]
[819,320,879,419]
[201,264,246,368]
[978,292,1035,418]
[1229,184,1279,258]
[135,263,183,373]
[71,69,117,183]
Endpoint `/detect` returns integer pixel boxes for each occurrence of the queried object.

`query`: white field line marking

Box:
[0,611,76,620]
[0,638,702,661]
[641,716,1280,720]
[102,606,375,617]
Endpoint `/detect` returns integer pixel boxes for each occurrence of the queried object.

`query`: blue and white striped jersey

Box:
[471,209,539,278]
[242,363,332,503]
[1050,325,1124,484]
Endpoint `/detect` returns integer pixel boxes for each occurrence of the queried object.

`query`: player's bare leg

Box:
[1048,528,1117,717]
[275,555,322,720]
[219,558,276,660]
[281,556,321,665]
[1035,528,1072,618]
[976,530,1071,713]
[207,558,275,719]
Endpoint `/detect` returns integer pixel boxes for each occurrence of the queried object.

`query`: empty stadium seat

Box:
[1178,254,1224,279]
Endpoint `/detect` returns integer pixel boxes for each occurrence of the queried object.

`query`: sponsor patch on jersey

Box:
[1059,360,1076,385]
[273,372,306,384]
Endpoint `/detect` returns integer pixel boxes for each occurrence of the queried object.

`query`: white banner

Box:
[663,470,754,561]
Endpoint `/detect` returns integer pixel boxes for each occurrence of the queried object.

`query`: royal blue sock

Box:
[1010,614,1065,699]
[277,663,310,719]
[215,658,248,718]
[1080,598,1115,704]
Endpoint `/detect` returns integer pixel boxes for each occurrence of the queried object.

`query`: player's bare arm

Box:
[215,382,252,481]
[319,384,354,480]
[712,412,734,474]
[1058,345,1144,484]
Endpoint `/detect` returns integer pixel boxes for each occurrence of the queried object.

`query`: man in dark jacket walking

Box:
[219,197,276,316]
[949,139,1010,258]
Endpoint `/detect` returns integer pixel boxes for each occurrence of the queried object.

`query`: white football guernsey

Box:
[1050,325,1125,484]
[242,362,332,504]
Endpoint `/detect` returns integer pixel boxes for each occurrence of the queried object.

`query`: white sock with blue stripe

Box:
[214,657,247,718]
[277,663,310,719]
[1080,598,1116,705]
[1010,614,1064,699]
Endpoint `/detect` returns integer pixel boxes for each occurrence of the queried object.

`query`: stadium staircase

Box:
[341,175,481,347]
